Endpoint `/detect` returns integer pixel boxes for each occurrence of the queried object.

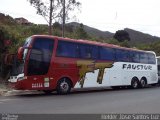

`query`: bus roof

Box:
[31,35,155,54]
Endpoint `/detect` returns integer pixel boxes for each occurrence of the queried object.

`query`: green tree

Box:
[53,22,61,29]
[119,40,130,48]
[114,30,130,42]
[74,23,89,39]
[0,26,12,79]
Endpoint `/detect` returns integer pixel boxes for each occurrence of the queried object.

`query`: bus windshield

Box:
[27,37,54,76]
[23,37,32,60]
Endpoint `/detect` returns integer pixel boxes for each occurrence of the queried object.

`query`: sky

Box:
[0,0,160,37]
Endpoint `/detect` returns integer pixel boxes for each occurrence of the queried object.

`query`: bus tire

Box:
[56,78,72,95]
[140,77,147,88]
[131,78,139,89]
[157,79,160,86]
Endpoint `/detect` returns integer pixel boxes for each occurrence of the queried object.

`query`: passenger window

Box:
[130,52,140,63]
[90,45,98,59]
[79,44,92,59]
[100,47,115,60]
[116,49,129,62]
[56,41,78,58]
[148,53,156,64]
[140,53,148,64]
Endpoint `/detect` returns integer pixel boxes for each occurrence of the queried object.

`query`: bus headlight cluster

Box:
[17,76,27,81]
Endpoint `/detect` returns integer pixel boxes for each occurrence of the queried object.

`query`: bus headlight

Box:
[17,76,27,81]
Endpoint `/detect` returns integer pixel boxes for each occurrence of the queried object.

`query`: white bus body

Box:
[75,52,158,88]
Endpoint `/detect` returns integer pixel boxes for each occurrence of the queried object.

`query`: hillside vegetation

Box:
[124,28,160,45]
[0,12,160,55]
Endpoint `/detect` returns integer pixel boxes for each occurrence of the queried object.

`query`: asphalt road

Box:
[0,86,160,114]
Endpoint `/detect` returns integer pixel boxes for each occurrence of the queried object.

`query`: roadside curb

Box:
[0,90,8,96]
[0,83,13,96]
[1,90,44,96]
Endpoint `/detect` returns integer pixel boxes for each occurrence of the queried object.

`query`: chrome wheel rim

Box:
[60,80,69,92]
[133,81,138,88]
[141,80,146,87]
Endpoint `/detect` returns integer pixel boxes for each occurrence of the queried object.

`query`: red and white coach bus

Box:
[9,35,158,94]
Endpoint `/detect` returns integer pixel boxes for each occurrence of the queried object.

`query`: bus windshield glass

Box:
[23,37,32,60]
[27,37,54,76]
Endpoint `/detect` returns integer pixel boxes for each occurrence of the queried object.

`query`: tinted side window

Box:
[78,44,98,59]
[100,47,115,60]
[79,44,92,59]
[28,38,54,75]
[148,53,156,64]
[56,41,78,58]
[130,52,140,63]
[140,53,148,64]
[91,46,98,59]
[116,49,129,62]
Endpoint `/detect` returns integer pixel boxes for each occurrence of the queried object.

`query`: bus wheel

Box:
[56,78,71,95]
[131,78,139,89]
[140,78,147,88]
[157,80,160,86]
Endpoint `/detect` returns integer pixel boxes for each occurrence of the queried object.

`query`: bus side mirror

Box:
[17,47,24,60]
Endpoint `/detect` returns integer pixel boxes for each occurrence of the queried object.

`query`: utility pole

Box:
[49,0,53,35]
[62,0,65,37]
